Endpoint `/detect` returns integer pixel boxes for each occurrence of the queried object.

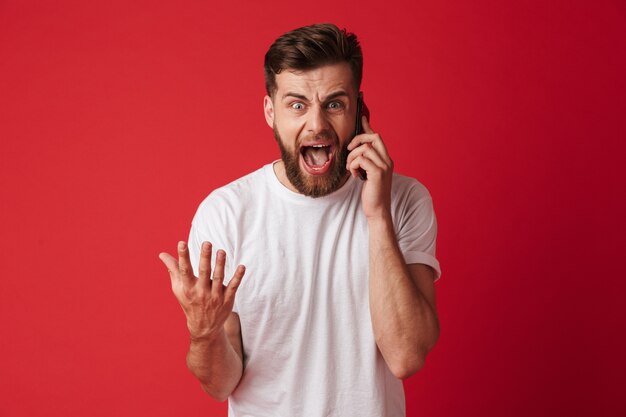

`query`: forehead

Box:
[275,62,356,98]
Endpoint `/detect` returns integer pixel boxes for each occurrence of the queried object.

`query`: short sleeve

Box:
[394,178,442,281]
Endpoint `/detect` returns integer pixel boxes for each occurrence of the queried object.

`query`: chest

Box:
[231,197,370,342]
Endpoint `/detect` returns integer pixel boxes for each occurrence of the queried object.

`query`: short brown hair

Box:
[264,23,363,97]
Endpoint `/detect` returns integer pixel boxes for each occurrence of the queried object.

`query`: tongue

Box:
[304,147,329,167]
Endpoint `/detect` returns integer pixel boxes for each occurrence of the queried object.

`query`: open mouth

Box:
[300,143,334,175]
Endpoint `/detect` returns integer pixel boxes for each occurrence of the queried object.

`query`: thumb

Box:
[159,252,179,278]
[361,114,374,134]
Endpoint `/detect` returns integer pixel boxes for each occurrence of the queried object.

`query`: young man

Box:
[159,23,441,416]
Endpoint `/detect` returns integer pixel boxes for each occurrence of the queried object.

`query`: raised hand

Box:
[159,241,245,341]
[346,115,394,220]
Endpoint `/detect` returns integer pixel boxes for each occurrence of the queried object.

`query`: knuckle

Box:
[183,287,195,300]
[213,265,225,277]
[209,294,223,307]
[229,280,241,290]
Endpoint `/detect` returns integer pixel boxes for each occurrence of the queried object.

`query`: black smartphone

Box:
[353,94,369,180]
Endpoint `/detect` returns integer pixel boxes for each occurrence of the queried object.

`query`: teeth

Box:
[312,144,327,148]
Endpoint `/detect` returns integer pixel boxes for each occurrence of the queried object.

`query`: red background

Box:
[1,1,625,416]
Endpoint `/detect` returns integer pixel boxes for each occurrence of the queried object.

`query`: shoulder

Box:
[194,165,270,221]
[389,172,437,234]
[391,172,433,205]
[200,165,269,206]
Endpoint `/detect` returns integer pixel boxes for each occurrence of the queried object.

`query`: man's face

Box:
[264,62,358,197]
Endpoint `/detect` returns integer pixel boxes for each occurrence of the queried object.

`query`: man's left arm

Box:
[347,116,440,380]
[368,218,439,379]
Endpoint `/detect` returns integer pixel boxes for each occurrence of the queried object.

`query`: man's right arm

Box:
[187,313,243,401]
[159,241,246,401]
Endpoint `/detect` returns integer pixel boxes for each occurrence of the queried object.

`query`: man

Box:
[159,23,441,416]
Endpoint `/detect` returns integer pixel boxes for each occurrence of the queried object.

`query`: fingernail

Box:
[178,241,186,251]
[202,242,211,252]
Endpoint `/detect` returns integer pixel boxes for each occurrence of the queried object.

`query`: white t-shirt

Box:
[189,162,441,417]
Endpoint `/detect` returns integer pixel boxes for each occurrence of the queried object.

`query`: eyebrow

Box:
[281,90,350,102]
[282,92,309,102]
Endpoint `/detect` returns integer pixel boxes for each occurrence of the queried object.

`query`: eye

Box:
[291,102,305,110]
[327,101,344,110]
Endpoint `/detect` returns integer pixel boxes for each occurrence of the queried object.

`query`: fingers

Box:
[211,250,246,304]
[348,133,389,161]
[177,241,196,287]
[347,138,390,167]
[162,241,246,306]
[346,140,394,180]
[198,241,213,287]
[348,154,381,179]
[211,249,226,297]
[224,265,246,305]
[346,117,393,182]
[347,127,391,167]
[347,143,387,171]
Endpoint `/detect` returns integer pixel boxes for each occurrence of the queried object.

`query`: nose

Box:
[307,104,330,135]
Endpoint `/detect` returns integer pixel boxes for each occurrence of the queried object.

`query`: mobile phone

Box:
[353,93,370,180]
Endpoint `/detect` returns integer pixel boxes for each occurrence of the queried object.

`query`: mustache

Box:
[297,130,338,146]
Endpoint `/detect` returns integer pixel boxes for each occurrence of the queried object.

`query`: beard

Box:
[273,124,349,198]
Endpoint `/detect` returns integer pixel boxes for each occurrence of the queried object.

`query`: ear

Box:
[263,95,274,128]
